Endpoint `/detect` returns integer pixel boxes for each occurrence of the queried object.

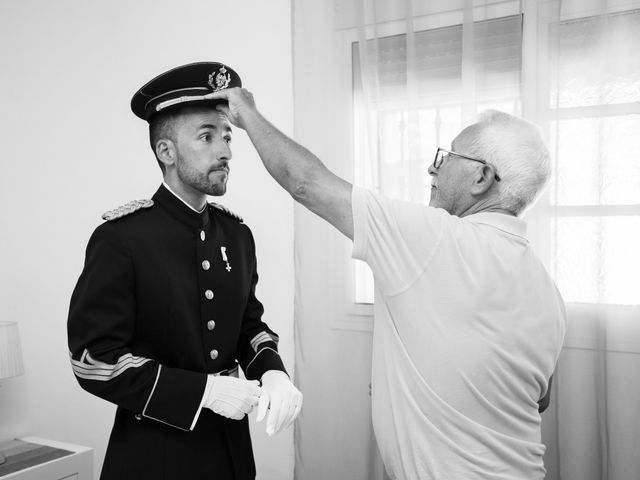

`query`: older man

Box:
[67,63,302,480]
[212,87,566,480]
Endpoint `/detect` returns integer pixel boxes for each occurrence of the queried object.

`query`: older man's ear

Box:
[470,164,499,196]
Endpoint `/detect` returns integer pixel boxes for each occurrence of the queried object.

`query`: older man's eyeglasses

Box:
[432,147,501,182]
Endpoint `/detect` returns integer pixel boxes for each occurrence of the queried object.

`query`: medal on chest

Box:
[220,246,231,272]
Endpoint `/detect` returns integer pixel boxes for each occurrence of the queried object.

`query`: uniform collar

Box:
[162,181,207,213]
[153,184,210,229]
[464,212,527,240]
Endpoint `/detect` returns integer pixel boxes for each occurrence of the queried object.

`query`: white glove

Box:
[256,370,303,435]
[203,375,262,420]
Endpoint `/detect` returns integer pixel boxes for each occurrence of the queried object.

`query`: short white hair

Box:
[459,110,551,216]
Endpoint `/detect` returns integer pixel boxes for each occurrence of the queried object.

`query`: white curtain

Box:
[545,2,640,479]
[293,1,640,479]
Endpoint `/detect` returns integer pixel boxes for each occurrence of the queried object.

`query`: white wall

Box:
[0,1,295,479]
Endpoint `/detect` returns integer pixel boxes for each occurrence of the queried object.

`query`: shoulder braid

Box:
[208,202,243,223]
[102,199,154,221]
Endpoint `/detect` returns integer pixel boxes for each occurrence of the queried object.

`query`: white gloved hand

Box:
[256,370,303,435]
[203,375,262,420]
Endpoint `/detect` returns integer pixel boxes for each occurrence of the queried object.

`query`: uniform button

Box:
[202,260,211,271]
[207,320,216,331]
[205,289,214,300]
[200,230,206,241]
[210,349,219,360]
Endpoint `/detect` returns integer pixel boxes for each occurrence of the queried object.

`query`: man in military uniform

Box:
[67,62,302,479]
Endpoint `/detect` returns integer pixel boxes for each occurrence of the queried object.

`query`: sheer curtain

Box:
[352,1,524,301]
[293,1,639,479]
[545,2,640,479]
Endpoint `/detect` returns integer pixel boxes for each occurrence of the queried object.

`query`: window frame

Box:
[330,2,640,352]
[330,5,525,331]
[525,2,640,353]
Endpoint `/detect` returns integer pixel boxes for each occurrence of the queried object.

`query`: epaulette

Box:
[102,199,154,221]
[209,202,243,223]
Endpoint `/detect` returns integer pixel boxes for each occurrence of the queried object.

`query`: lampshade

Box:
[0,321,24,379]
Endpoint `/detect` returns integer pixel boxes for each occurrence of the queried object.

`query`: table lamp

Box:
[0,320,25,465]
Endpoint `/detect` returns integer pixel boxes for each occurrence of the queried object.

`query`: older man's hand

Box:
[208,87,257,130]
[256,370,303,436]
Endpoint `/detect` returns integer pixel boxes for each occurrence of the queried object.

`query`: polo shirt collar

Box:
[465,212,527,240]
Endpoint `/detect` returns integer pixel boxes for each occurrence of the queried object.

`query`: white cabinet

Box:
[0,437,93,480]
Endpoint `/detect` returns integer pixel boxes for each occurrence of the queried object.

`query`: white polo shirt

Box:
[351,186,566,480]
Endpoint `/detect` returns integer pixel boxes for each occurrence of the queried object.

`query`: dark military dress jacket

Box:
[67,184,286,480]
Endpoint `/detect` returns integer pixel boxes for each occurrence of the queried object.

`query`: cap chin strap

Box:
[155,91,220,113]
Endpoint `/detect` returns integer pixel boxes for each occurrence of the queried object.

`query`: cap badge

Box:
[209,66,231,92]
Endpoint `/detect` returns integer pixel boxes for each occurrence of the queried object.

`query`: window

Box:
[350,9,640,308]
[352,15,523,304]
[548,10,640,306]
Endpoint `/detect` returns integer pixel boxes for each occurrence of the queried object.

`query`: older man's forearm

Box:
[240,109,331,206]
[232,98,354,239]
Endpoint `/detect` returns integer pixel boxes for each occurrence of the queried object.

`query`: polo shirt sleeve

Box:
[351,186,448,295]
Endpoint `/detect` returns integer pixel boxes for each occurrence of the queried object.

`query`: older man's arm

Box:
[212,87,353,240]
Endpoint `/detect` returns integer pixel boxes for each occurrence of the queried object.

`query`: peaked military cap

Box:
[131,62,242,121]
